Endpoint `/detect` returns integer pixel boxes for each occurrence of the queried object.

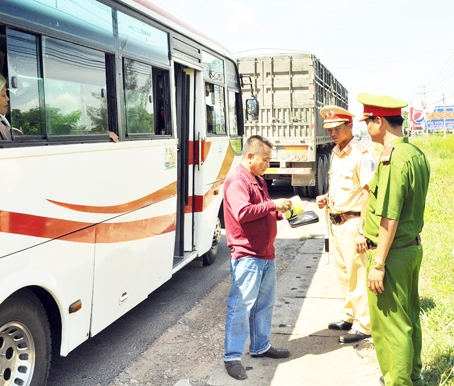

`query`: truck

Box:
[237,53,348,197]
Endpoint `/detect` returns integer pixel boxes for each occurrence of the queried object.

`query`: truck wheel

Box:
[308,155,324,198]
[293,186,307,197]
[0,289,51,386]
[203,217,221,265]
[323,154,330,194]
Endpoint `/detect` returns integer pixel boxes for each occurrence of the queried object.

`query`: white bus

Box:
[0,0,245,384]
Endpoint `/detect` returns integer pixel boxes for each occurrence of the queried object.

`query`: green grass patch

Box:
[411,135,454,385]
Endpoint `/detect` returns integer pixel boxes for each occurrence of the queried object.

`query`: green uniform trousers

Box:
[367,245,423,386]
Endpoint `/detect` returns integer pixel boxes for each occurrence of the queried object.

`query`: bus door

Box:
[173,63,196,261]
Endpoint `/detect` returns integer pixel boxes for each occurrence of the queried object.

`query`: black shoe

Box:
[328,320,353,331]
[339,329,371,343]
[224,360,247,380]
[251,346,290,359]
[379,375,385,386]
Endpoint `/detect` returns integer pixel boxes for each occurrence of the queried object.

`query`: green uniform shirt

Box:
[364,137,430,247]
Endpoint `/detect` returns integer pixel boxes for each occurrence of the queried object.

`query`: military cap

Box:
[320,105,355,129]
[357,92,408,121]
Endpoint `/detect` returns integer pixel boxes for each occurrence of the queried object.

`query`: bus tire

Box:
[203,217,221,266]
[0,289,51,386]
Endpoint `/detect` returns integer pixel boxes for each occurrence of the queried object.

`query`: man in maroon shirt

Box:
[222,135,292,380]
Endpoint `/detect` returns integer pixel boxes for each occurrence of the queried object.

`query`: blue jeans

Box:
[223,257,277,361]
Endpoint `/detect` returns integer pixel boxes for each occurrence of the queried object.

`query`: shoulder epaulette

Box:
[344,144,353,155]
[354,142,368,153]
[380,144,394,163]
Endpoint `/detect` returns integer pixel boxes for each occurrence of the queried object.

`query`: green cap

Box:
[357,92,408,121]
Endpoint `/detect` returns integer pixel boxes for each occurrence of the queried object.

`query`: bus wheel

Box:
[0,289,51,386]
[203,217,222,265]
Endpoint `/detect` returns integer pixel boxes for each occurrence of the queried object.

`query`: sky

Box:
[154,0,454,124]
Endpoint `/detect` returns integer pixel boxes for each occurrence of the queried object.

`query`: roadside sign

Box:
[426,106,454,130]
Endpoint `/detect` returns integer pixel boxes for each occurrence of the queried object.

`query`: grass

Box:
[411,135,454,385]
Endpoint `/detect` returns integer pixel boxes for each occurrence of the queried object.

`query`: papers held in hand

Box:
[284,195,304,219]
[288,211,319,228]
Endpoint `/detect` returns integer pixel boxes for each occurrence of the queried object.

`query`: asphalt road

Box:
[47,239,233,386]
[46,182,295,386]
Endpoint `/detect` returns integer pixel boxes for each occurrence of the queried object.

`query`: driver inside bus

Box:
[0,75,12,140]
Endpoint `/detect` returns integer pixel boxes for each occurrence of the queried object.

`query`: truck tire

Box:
[202,217,221,265]
[308,155,324,198]
[0,289,51,386]
[293,186,308,197]
[323,154,330,194]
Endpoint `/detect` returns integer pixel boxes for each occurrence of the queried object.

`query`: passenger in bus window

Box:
[0,75,12,140]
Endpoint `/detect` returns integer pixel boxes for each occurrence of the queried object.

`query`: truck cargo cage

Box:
[237,52,348,197]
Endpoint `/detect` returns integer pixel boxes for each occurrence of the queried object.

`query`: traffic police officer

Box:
[357,93,430,386]
[316,106,375,343]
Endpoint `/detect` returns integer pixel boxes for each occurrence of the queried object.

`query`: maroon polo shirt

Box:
[223,163,282,260]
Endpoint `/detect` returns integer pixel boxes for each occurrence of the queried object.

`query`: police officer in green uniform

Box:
[357,93,430,386]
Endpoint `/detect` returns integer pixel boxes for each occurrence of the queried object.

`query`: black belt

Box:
[329,211,360,225]
[366,235,421,250]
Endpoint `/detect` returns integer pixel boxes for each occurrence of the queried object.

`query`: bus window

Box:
[0,26,4,74]
[124,59,170,137]
[2,0,114,47]
[43,37,107,136]
[124,58,154,135]
[7,29,108,137]
[228,90,238,136]
[118,11,169,65]
[202,51,224,83]
[7,29,44,136]
[205,82,226,135]
[154,69,170,135]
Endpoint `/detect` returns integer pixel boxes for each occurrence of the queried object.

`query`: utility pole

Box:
[423,86,428,137]
[418,85,428,136]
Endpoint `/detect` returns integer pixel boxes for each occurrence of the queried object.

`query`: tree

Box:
[12,106,81,136]
[402,110,409,132]
[86,93,108,133]
[124,59,155,134]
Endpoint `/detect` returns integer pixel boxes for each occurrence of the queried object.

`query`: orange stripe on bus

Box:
[0,211,176,244]
[190,144,235,213]
[47,182,177,214]
[202,144,234,210]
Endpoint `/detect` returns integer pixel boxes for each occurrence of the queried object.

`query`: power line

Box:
[423,51,454,86]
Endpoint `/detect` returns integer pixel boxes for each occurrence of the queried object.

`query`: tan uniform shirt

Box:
[328,139,375,213]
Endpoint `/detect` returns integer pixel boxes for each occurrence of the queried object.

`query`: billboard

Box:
[409,106,425,131]
[426,106,454,130]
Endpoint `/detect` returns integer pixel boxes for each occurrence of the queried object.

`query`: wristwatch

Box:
[373,259,385,269]
[357,227,364,235]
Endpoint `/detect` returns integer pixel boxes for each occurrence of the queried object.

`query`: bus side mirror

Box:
[246,98,259,121]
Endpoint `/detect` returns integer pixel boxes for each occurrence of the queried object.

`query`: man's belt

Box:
[329,211,360,225]
[366,235,421,250]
